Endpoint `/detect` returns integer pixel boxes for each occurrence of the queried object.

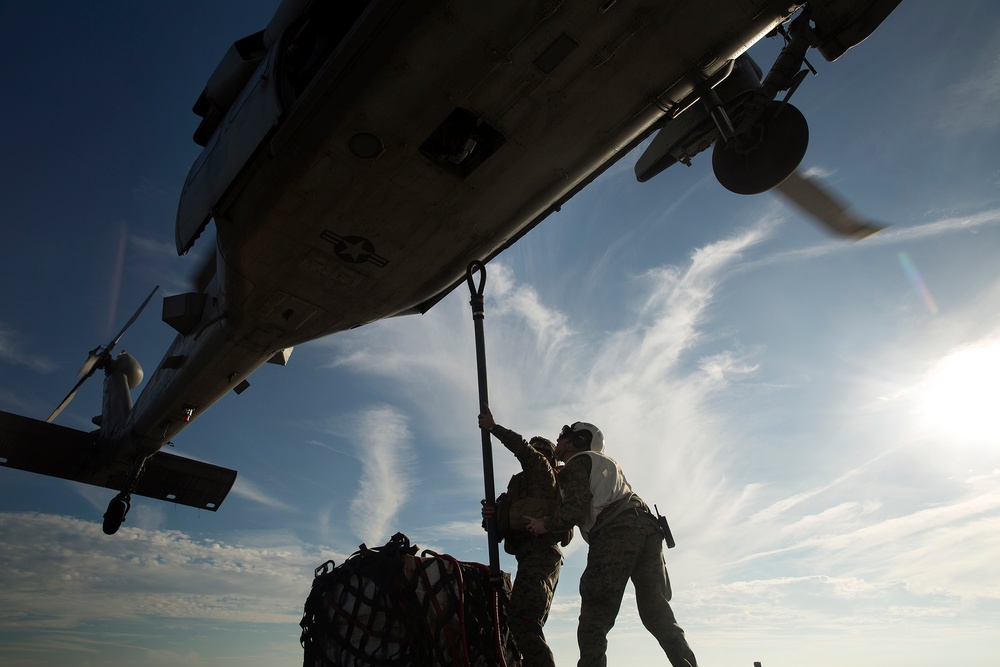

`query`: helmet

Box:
[559,422,604,453]
[528,436,556,460]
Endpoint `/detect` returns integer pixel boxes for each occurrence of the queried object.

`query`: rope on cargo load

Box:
[301,532,513,666]
[422,549,471,667]
[423,550,509,667]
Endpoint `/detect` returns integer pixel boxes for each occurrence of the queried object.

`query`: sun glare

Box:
[917,341,1000,446]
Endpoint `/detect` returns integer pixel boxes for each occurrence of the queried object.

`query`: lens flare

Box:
[898,251,938,315]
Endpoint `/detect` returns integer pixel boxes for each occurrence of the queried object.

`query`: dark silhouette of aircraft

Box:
[0,0,899,533]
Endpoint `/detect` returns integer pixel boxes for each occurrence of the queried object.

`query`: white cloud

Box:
[802,165,835,180]
[0,324,55,373]
[490,263,574,350]
[347,406,415,545]
[129,233,176,259]
[317,215,777,548]
[230,475,296,512]
[0,512,341,629]
[299,196,1000,667]
[939,54,1000,133]
[746,208,1000,269]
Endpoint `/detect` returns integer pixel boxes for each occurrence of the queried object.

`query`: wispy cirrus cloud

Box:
[310,203,1000,667]
[320,214,778,568]
[939,52,1000,134]
[231,475,297,512]
[0,324,55,373]
[347,406,415,545]
[744,208,1000,268]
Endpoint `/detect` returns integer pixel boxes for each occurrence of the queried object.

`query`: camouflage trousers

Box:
[577,510,697,667]
[508,540,562,667]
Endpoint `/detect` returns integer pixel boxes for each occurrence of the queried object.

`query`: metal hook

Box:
[466,260,486,297]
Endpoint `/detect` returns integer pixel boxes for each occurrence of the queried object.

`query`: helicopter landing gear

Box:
[102,493,131,535]
[712,99,809,196]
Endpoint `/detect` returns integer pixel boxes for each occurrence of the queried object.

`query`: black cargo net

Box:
[301,533,519,667]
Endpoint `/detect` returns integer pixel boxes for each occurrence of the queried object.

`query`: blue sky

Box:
[2,1,1000,666]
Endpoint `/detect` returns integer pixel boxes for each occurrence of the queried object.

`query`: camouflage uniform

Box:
[544,453,697,667]
[491,425,564,667]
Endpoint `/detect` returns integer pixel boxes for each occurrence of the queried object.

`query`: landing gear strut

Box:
[103,455,148,535]
[103,493,131,535]
[710,7,815,195]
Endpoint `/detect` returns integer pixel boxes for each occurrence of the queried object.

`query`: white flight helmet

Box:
[560,422,605,454]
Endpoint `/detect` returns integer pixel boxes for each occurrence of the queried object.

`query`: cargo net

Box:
[300,532,520,667]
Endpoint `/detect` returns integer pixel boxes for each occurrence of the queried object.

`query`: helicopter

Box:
[0,0,899,533]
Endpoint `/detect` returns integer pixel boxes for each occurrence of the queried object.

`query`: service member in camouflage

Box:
[479,405,566,667]
[524,422,698,667]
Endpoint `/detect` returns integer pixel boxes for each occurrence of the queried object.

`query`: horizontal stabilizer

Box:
[0,410,98,480]
[0,410,237,511]
[135,451,237,511]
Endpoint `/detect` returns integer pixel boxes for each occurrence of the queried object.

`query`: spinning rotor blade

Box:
[109,285,160,350]
[75,347,103,380]
[775,171,885,240]
[45,285,160,423]
[47,372,95,423]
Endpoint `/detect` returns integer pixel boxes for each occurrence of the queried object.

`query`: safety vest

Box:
[569,451,634,542]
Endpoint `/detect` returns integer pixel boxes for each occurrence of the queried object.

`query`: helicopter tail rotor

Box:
[46,285,159,423]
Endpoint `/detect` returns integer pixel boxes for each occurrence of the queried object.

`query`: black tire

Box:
[712,101,809,195]
[102,498,128,535]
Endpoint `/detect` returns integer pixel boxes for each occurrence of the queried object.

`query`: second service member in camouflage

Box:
[479,405,566,667]
[524,422,698,667]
